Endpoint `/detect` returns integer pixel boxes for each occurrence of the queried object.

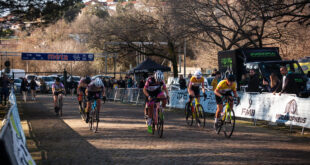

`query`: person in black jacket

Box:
[179,75,187,90]
[274,66,297,95]
[247,69,260,92]
[29,78,38,101]
[21,78,28,102]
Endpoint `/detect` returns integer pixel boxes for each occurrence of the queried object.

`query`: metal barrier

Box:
[106,88,145,105]
[0,88,35,165]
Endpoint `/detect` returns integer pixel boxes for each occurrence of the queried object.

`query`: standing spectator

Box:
[127,76,133,88]
[269,72,280,92]
[187,73,192,79]
[112,77,118,89]
[40,78,47,93]
[1,75,10,105]
[30,77,38,101]
[118,77,126,88]
[247,69,260,92]
[274,66,297,95]
[179,75,187,90]
[211,71,221,91]
[138,79,145,88]
[21,78,28,102]
[211,69,218,76]
[68,77,75,99]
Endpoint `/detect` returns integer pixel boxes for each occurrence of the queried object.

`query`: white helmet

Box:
[194,70,202,79]
[94,77,104,87]
[154,70,164,82]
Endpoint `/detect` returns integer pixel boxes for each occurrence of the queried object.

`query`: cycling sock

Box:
[214,118,218,123]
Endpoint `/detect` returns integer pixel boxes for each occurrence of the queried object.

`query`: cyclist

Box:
[143,70,169,133]
[77,76,91,109]
[213,74,239,129]
[52,77,66,115]
[187,70,207,106]
[85,78,105,123]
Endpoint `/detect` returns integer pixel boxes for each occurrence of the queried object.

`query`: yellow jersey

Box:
[215,80,236,94]
[189,76,204,87]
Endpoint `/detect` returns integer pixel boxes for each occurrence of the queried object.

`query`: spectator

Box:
[1,75,10,105]
[211,71,221,91]
[40,78,47,94]
[112,78,118,89]
[118,77,126,88]
[211,69,218,76]
[179,75,187,90]
[274,66,297,95]
[247,69,260,92]
[269,72,280,92]
[187,73,192,79]
[21,77,28,102]
[29,77,38,101]
[68,77,75,99]
[138,79,145,88]
[127,76,133,88]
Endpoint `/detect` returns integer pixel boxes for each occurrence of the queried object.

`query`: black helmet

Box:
[85,76,91,84]
[55,77,60,82]
[227,74,236,82]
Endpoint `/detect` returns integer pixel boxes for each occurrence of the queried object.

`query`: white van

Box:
[1,69,26,79]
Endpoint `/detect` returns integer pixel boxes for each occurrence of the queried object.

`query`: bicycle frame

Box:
[189,97,202,118]
[222,99,233,121]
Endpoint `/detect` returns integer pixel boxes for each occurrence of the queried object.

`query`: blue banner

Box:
[21,52,94,61]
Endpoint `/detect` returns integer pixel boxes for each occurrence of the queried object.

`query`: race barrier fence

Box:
[107,88,310,132]
[0,89,36,165]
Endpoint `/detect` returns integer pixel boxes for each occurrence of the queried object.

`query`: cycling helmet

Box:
[85,76,91,84]
[194,70,202,79]
[154,70,164,82]
[94,77,104,87]
[227,74,236,82]
[55,77,60,82]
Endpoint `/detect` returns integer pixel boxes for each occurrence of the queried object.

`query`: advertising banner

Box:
[21,52,94,61]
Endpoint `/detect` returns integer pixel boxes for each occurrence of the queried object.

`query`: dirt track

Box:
[20,94,310,165]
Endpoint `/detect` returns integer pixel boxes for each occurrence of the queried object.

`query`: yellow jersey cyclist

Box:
[214,74,239,129]
[187,70,207,105]
[85,78,106,123]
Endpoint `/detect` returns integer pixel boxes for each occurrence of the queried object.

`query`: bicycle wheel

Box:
[89,110,93,130]
[223,109,236,138]
[93,108,99,133]
[185,103,193,126]
[196,104,206,127]
[157,110,164,138]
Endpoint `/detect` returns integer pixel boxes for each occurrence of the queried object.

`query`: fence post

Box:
[301,127,305,135]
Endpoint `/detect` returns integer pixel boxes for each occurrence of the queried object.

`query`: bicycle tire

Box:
[223,109,235,138]
[157,110,164,138]
[89,110,93,130]
[59,97,63,117]
[197,104,206,127]
[93,108,98,133]
[185,103,193,126]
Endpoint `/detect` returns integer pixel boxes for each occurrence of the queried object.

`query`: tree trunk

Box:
[168,41,178,78]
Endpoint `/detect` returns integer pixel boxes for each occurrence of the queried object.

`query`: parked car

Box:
[36,76,55,93]
[91,75,112,80]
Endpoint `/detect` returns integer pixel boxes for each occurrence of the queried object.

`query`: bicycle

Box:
[55,89,65,117]
[185,95,206,127]
[146,97,167,138]
[89,99,99,133]
[216,96,239,138]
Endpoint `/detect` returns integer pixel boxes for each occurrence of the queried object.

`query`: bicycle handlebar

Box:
[222,96,240,106]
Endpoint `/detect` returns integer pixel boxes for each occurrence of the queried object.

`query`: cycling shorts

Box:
[87,91,102,102]
[190,86,200,97]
